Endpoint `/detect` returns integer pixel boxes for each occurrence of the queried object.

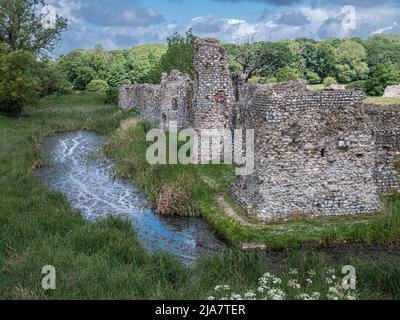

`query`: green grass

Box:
[308,83,325,91]
[365,96,400,106]
[1,92,400,300]
[107,117,400,250]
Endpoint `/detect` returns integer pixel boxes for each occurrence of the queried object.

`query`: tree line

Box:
[1,0,400,117]
[54,31,400,98]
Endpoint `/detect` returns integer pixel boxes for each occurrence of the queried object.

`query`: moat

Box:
[34,131,225,264]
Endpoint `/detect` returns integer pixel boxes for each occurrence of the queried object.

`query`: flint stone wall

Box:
[118,84,161,124]
[192,38,235,130]
[160,70,193,131]
[118,38,400,221]
[383,85,400,98]
[231,84,383,220]
[365,105,400,193]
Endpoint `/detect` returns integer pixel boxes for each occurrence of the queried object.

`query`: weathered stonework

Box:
[118,38,400,221]
[365,105,400,193]
[383,85,400,98]
[118,84,161,124]
[231,83,383,220]
[192,38,235,130]
[160,70,193,130]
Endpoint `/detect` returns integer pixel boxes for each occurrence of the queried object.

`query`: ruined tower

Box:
[192,38,235,130]
[231,83,383,220]
[159,70,193,131]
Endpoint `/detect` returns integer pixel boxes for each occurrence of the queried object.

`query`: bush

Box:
[365,64,400,96]
[346,80,366,92]
[0,50,39,116]
[36,62,72,96]
[86,80,109,93]
[323,76,338,87]
[306,71,321,85]
[275,66,300,83]
[104,87,118,105]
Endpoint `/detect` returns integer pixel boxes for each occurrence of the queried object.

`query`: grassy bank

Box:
[365,96,400,106]
[106,117,400,250]
[1,92,399,300]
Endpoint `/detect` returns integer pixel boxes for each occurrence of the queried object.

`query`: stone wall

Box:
[118,84,161,124]
[365,105,400,193]
[192,38,235,130]
[231,84,383,220]
[118,37,400,221]
[160,70,193,130]
[383,85,400,98]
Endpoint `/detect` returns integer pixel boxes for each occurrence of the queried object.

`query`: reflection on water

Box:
[34,131,225,264]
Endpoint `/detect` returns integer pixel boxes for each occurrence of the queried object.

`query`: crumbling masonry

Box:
[119,38,400,220]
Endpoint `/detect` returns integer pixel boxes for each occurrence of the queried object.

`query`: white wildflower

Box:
[289,269,299,275]
[288,279,301,289]
[307,270,317,277]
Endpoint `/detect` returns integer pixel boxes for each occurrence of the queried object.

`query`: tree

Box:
[232,35,278,81]
[149,29,197,83]
[306,71,321,84]
[0,0,67,56]
[275,66,300,82]
[323,76,338,87]
[334,40,369,83]
[86,80,109,93]
[313,42,336,79]
[365,64,400,96]
[57,49,108,90]
[0,48,39,116]
[365,39,400,70]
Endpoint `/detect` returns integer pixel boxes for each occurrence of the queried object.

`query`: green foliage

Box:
[306,71,321,84]
[312,42,336,79]
[365,64,400,96]
[104,87,118,105]
[86,80,109,93]
[104,60,131,87]
[57,49,108,90]
[334,40,369,83]
[366,36,400,70]
[346,80,366,91]
[323,76,338,87]
[36,61,72,96]
[275,66,300,82]
[56,44,166,90]
[1,93,400,299]
[149,29,197,83]
[0,49,39,116]
[0,0,67,56]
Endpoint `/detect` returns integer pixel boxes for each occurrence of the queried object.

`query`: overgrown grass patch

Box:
[106,118,400,250]
[1,92,399,300]
[365,96,400,106]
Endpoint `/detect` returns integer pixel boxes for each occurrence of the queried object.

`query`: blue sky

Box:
[48,0,400,56]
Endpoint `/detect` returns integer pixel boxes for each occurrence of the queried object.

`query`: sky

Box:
[47,0,400,56]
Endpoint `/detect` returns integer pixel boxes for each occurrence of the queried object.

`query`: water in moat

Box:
[34,131,225,264]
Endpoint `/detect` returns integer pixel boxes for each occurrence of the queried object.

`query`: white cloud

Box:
[49,0,400,55]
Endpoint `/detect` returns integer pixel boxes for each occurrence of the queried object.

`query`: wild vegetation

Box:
[0,93,399,300]
[1,0,400,301]
[106,115,400,250]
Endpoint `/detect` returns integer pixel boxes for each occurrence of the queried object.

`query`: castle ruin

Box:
[119,38,400,220]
